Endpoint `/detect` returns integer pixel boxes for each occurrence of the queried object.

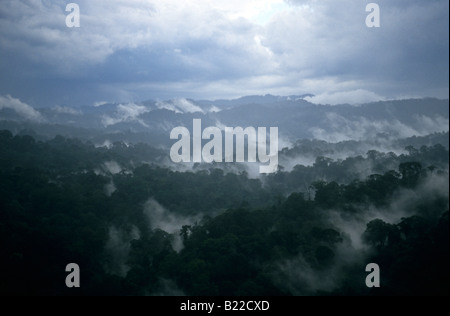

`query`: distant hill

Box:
[1,95,448,147]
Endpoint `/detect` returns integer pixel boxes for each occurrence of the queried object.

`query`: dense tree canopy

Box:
[0,131,448,296]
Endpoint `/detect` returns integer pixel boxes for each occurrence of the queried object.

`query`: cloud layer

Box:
[0,0,448,106]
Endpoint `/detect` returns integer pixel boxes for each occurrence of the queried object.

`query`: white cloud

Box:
[0,95,44,122]
[104,180,117,197]
[156,98,204,114]
[102,161,123,175]
[209,0,290,25]
[415,115,449,134]
[208,105,222,113]
[52,105,81,115]
[305,90,386,105]
[101,103,150,127]
[310,112,449,143]
[94,101,108,107]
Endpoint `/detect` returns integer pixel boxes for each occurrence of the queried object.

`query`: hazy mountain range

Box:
[0,95,448,149]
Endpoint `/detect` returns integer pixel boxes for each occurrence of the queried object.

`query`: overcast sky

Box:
[0,0,448,107]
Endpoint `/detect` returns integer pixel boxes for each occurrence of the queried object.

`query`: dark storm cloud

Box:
[0,0,448,106]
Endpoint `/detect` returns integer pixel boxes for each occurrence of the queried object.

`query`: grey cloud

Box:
[0,0,448,106]
[265,0,449,98]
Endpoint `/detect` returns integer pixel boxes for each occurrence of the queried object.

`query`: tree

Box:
[363,219,400,248]
[399,162,422,188]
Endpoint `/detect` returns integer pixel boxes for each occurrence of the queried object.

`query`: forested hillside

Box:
[1,131,448,295]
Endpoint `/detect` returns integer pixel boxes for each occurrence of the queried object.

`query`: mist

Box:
[104,226,141,277]
[271,168,449,295]
[143,199,202,252]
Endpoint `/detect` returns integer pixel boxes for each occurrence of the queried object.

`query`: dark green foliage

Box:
[0,131,448,296]
[364,212,449,296]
